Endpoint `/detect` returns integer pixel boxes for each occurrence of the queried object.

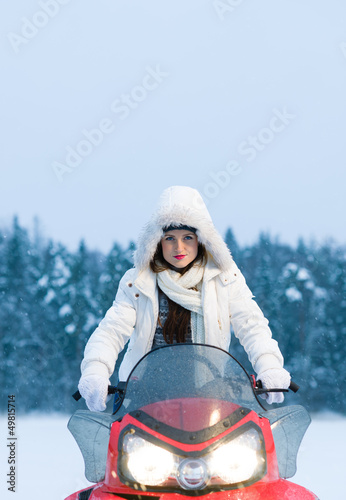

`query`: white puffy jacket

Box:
[81,186,284,382]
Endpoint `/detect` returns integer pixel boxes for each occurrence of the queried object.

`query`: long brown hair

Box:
[150,242,206,344]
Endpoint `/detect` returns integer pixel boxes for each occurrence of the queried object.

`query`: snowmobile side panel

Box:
[68,410,114,483]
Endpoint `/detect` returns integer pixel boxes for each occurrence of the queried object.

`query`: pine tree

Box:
[0,217,37,410]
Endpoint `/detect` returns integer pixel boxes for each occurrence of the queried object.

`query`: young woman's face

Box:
[161,230,199,269]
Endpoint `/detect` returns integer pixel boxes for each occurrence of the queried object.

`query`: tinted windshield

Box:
[116,344,265,418]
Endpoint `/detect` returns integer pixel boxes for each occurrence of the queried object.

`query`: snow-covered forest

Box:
[1,216,345,414]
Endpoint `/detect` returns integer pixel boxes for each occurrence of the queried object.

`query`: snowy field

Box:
[0,412,345,499]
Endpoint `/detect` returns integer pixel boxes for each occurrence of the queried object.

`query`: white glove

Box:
[257,368,291,404]
[78,374,110,412]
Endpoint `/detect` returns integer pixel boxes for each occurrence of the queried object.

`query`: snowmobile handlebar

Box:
[255,379,300,394]
[72,386,117,402]
[72,379,299,402]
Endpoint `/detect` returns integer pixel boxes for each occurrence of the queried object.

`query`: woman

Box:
[78,186,290,411]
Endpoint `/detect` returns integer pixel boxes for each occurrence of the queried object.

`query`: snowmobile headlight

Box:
[122,434,175,486]
[119,425,266,491]
[177,458,209,490]
[207,427,264,484]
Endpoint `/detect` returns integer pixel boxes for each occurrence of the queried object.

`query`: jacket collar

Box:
[134,267,157,298]
[204,256,239,286]
[203,257,221,282]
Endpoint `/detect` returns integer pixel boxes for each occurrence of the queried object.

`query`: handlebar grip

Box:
[72,385,117,402]
[255,379,300,393]
[289,381,300,393]
[72,390,81,401]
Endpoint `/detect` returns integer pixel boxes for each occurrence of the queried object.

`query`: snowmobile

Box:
[65,343,319,499]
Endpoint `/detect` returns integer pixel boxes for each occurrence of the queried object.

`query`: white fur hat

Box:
[134,186,233,272]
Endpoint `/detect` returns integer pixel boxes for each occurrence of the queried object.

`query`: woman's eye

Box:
[184,236,193,240]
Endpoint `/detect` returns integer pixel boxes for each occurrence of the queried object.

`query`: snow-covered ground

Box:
[0,412,344,499]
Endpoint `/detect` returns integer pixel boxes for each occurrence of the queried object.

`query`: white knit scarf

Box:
[157,265,205,343]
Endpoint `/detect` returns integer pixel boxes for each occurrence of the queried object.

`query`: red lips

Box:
[174,255,185,260]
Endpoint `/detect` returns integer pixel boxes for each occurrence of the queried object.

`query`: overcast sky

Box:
[1,0,346,253]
